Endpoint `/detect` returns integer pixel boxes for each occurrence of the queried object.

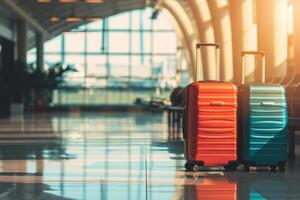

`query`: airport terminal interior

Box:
[1,0,300,199]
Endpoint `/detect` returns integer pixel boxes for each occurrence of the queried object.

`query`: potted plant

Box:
[27,63,76,112]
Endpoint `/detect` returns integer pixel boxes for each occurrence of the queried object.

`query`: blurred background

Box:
[0,0,298,113]
[0,1,300,200]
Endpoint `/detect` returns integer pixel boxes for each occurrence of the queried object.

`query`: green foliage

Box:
[0,60,76,105]
[28,62,77,95]
[27,63,77,106]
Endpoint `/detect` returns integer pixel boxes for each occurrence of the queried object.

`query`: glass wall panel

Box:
[109,12,129,29]
[141,9,152,30]
[153,32,177,53]
[109,55,129,77]
[131,10,142,30]
[44,54,62,65]
[27,54,36,65]
[109,32,129,52]
[27,8,187,105]
[153,12,174,30]
[87,32,102,53]
[65,55,85,75]
[86,20,101,30]
[64,32,85,53]
[45,35,62,52]
[86,55,107,76]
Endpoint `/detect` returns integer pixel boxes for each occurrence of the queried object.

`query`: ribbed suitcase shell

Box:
[185,82,238,167]
[238,84,288,166]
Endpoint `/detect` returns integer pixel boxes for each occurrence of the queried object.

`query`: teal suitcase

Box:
[238,51,288,172]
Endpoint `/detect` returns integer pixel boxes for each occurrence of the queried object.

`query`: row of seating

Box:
[170,74,300,118]
[268,74,300,118]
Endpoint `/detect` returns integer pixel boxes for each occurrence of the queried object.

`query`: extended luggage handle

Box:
[196,43,221,81]
[241,51,266,84]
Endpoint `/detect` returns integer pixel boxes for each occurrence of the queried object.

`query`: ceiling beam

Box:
[2,0,48,36]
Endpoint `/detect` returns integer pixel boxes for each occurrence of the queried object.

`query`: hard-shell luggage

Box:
[184,43,238,171]
[238,51,288,171]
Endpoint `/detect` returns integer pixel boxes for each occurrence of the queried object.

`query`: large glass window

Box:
[109,32,130,52]
[64,32,85,53]
[27,8,188,105]
[45,35,62,52]
[86,32,102,53]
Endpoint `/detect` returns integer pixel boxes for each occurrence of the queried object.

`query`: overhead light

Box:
[59,0,79,3]
[50,16,61,22]
[85,0,103,3]
[65,17,83,22]
[50,16,101,22]
[38,0,103,3]
[86,17,101,21]
[37,0,51,2]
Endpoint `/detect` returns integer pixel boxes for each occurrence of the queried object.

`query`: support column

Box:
[230,0,257,83]
[160,0,199,82]
[294,0,300,73]
[207,0,234,81]
[17,19,28,63]
[36,32,44,70]
[188,0,216,81]
[256,0,288,80]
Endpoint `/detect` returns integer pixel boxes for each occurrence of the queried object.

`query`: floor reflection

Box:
[0,183,73,199]
[236,171,292,200]
[182,172,237,200]
[0,112,298,199]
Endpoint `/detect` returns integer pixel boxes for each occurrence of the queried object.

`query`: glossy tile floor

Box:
[0,112,299,200]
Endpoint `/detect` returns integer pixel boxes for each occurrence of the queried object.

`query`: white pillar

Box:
[230,0,257,83]
[256,0,288,80]
[207,0,234,81]
[294,0,300,73]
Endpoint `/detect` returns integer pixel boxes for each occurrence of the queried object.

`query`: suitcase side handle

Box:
[261,101,275,106]
[210,101,225,106]
[241,51,266,84]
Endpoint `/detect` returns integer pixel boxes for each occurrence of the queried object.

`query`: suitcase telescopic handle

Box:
[196,43,221,82]
[241,51,266,84]
[197,43,220,48]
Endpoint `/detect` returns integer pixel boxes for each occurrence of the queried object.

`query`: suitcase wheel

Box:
[224,165,237,172]
[278,161,286,172]
[244,164,250,172]
[278,165,285,172]
[185,162,193,171]
[224,161,238,171]
[185,161,203,171]
[192,165,199,172]
[270,165,277,172]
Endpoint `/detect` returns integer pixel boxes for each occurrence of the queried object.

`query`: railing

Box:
[52,88,172,105]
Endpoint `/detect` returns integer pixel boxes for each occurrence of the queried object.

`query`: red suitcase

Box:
[184,43,238,171]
